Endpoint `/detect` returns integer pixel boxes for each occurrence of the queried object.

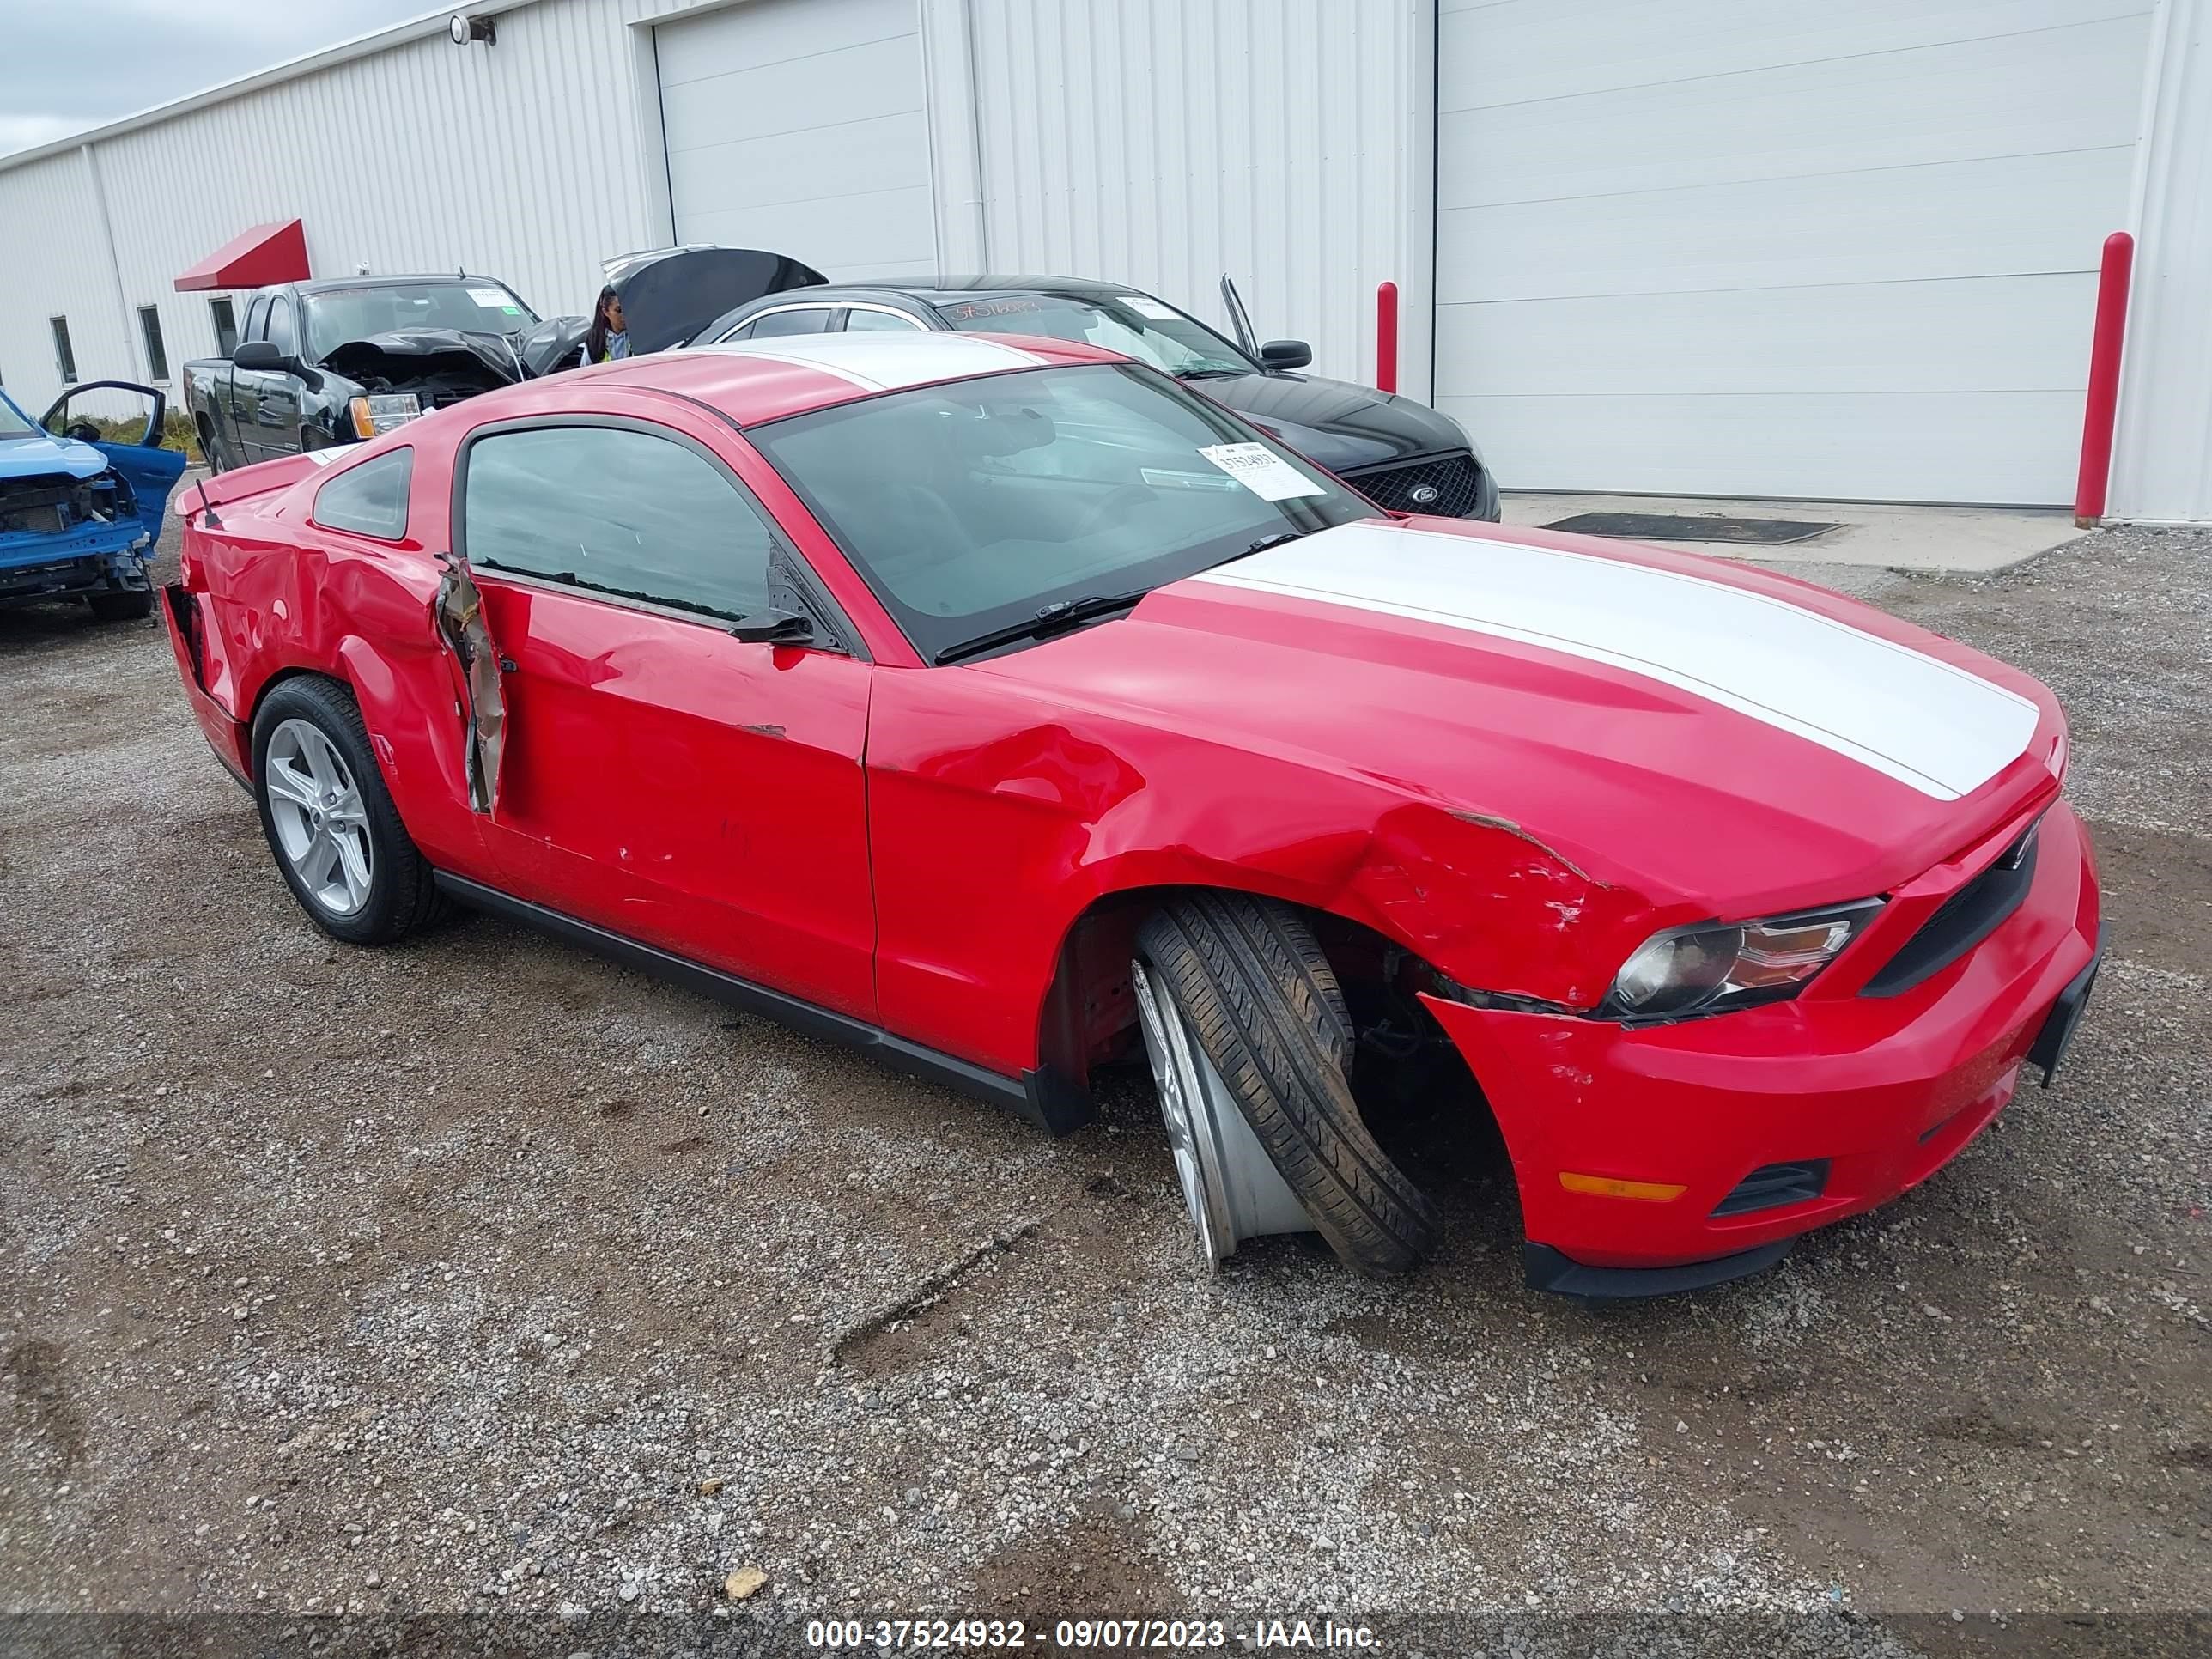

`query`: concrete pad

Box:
[1499,490,2084,574]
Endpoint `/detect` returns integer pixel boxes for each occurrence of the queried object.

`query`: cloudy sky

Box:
[3,0,431,155]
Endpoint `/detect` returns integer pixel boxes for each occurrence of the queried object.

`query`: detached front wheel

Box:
[251,676,446,945]
[1134,893,1442,1276]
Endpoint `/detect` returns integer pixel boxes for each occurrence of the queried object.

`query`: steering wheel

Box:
[64,421,103,443]
[1067,482,1158,541]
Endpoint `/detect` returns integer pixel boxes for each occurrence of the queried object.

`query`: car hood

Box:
[1181,370,1468,474]
[973,518,2063,918]
[319,329,527,385]
[0,431,109,482]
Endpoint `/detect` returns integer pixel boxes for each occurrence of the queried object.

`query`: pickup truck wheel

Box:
[251,677,447,945]
[1135,893,1442,1276]
[87,590,155,622]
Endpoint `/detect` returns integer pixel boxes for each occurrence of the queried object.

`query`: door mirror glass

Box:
[1260,339,1312,371]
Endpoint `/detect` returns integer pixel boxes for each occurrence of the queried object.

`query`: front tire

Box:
[250,676,447,945]
[1136,893,1442,1276]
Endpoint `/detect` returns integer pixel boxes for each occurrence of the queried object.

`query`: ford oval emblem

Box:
[1409,484,1441,505]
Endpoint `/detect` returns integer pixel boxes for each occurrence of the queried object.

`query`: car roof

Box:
[284,274,522,295]
[784,275,1146,306]
[472,331,1127,429]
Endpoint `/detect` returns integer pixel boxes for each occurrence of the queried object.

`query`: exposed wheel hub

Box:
[1132,961,1313,1271]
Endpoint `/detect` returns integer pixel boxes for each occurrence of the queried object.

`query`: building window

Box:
[210,296,239,358]
[51,316,77,385]
[139,306,170,380]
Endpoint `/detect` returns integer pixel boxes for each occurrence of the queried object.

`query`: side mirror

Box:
[232,339,285,371]
[728,611,813,646]
[1260,340,1312,371]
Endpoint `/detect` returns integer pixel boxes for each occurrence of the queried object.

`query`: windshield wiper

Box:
[1172,368,1249,380]
[933,590,1152,665]
[1224,529,1308,563]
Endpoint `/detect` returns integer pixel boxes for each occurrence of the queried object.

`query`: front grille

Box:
[1345,451,1492,518]
[1712,1159,1830,1217]
[1863,821,2041,998]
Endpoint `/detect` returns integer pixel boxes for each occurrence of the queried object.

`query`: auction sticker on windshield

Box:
[1199,441,1326,501]
[1120,295,1183,322]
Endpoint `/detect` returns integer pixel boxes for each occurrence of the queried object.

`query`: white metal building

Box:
[3,0,2207,520]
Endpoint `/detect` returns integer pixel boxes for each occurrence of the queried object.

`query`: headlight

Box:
[1601,900,1882,1020]
[349,394,422,438]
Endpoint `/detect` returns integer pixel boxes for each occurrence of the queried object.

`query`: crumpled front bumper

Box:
[0,529,155,606]
[1422,801,2101,1289]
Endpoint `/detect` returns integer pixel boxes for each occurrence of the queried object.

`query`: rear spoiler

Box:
[174,448,343,519]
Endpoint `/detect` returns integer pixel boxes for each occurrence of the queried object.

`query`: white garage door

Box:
[654,0,935,279]
[1432,1,2153,505]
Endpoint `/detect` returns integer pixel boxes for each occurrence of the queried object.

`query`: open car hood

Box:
[319,329,528,386]
[603,246,829,355]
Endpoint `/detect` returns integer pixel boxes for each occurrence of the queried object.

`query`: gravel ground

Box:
[1,507,2206,1656]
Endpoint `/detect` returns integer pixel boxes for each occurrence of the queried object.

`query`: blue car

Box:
[2,380,190,621]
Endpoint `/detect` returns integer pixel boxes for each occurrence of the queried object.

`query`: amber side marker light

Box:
[1559,1172,1687,1203]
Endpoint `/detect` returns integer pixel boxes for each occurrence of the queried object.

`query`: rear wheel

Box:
[250,676,447,945]
[1134,892,1442,1276]
[87,590,155,623]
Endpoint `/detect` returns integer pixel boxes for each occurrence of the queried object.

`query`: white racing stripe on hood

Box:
[1191,520,2041,800]
[696,333,1046,392]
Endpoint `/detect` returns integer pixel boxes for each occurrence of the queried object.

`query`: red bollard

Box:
[1376,281,1399,395]
[2074,231,2135,527]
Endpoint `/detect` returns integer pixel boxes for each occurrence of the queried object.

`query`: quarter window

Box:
[743,307,835,339]
[243,295,270,343]
[842,307,924,332]
[460,425,778,624]
[313,448,413,542]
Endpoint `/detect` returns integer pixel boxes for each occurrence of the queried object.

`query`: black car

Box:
[688,276,1499,520]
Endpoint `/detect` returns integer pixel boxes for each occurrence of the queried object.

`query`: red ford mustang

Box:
[161,332,2101,1297]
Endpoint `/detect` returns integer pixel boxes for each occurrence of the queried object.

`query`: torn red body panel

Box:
[160,336,2100,1280]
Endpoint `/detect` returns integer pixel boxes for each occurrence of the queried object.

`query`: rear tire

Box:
[87,590,155,623]
[1136,893,1442,1276]
[250,676,448,945]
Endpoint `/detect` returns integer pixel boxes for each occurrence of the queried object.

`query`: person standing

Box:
[579,285,630,367]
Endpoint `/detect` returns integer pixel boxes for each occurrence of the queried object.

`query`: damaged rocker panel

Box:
[432,872,1095,1136]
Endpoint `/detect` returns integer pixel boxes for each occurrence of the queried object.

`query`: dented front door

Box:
[447,412,877,1021]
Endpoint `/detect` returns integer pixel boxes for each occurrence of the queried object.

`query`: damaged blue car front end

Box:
[1,383,187,619]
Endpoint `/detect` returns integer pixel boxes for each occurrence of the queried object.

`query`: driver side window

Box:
[460,423,781,626]
[264,298,297,356]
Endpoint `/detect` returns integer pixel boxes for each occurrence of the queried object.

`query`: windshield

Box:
[747,362,1376,663]
[936,293,1252,376]
[304,283,538,357]
[0,392,34,438]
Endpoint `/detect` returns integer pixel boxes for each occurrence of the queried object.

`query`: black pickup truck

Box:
[181,273,554,471]
[181,252,829,471]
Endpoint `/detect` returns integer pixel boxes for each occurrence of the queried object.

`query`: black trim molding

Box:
[432,872,1095,1137]
[1522,1237,1794,1300]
